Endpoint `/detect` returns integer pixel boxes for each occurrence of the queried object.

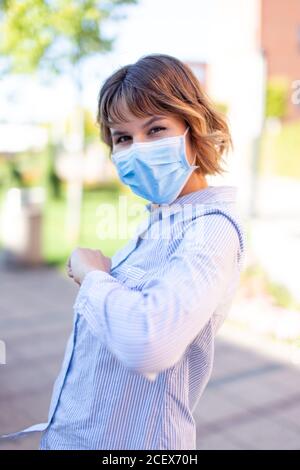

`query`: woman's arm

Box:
[73,213,242,380]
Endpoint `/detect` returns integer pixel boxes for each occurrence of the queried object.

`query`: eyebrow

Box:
[111,115,166,137]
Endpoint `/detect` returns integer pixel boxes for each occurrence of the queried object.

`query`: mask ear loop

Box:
[184,126,200,168]
[184,126,190,137]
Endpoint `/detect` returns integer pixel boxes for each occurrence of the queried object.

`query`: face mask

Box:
[111,126,200,204]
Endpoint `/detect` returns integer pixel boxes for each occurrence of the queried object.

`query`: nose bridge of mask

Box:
[133,128,189,152]
[112,124,199,169]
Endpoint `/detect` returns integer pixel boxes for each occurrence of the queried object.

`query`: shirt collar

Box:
[144,185,237,218]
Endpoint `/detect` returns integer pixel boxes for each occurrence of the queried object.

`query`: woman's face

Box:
[110,107,196,165]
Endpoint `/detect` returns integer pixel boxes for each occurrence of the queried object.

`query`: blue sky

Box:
[0,0,215,124]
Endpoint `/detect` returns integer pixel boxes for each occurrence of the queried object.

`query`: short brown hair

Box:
[97,53,232,176]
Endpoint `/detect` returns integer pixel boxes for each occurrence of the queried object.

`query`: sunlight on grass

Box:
[260,120,300,179]
[42,185,149,269]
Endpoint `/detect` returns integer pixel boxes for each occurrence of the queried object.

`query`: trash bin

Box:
[0,186,45,266]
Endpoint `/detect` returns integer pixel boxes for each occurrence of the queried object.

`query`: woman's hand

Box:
[66,247,112,286]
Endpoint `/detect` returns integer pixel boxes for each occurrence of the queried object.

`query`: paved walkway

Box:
[0,264,300,450]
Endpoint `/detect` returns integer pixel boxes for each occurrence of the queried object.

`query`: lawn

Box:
[42,184,149,271]
[259,120,300,179]
[0,183,149,272]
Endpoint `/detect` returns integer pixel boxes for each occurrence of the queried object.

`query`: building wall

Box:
[205,0,263,218]
[261,0,300,120]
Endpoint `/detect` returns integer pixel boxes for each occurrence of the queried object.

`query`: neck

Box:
[178,173,208,198]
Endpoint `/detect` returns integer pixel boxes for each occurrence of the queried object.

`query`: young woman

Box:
[1,53,245,450]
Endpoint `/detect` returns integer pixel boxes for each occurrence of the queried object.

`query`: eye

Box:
[149,126,166,135]
[116,135,131,144]
[115,126,166,145]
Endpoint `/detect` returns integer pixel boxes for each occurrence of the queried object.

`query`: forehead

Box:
[107,97,144,127]
[110,114,168,131]
[107,97,183,135]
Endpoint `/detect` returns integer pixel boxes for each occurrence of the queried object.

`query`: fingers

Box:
[68,269,80,286]
[66,259,74,280]
[64,254,79,287]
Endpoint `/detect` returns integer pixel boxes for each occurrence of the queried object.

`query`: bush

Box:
[260,120,300,179]
[265,77,289,119]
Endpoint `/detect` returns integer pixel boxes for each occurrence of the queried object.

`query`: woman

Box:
[1,53,245,450]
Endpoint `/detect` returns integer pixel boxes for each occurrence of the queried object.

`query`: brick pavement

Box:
[0,264,299,450]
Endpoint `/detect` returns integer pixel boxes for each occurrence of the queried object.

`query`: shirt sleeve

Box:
[73,213,241,381]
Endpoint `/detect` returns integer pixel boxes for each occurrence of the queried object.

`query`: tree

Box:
[0,0,138,242]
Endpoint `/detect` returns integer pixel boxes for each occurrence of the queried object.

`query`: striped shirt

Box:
[0,185,246,449]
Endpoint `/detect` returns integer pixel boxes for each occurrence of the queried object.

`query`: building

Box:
[260,0,300,121]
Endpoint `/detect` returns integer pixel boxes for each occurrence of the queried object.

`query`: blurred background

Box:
[0,0,300,450]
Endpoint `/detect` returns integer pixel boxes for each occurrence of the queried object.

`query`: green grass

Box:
[42,185,149,271]
[0,181,149,271]
[259,120,300,179]
[241,262,300,312]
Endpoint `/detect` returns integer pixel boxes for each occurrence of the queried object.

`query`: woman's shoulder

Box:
[177,203,246,268]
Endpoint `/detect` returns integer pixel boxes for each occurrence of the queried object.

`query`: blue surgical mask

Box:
[111,126,199,204]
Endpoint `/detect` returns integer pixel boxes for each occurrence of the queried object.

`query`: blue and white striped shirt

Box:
[1,185,245,449]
